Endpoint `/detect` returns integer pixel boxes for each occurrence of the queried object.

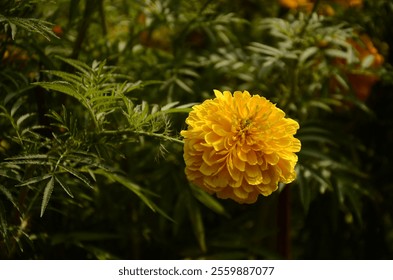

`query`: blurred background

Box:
[1,0,393,259]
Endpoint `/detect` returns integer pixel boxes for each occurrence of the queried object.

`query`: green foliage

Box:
[0,14,56,40]
[1,0,393,259]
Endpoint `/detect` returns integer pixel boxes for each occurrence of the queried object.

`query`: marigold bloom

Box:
[181,90,301,204]
[279,0,313,10]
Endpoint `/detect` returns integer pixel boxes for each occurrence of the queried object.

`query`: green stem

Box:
[70,0,99,60]
[100,129,184,145]
[86,103,101,133]
[98,0,110,57]
[0,106,24,147]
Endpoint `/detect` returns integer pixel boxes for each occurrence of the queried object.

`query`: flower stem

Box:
[100,129,184,145]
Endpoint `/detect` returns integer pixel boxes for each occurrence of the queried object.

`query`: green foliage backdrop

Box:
[1,0,393,259]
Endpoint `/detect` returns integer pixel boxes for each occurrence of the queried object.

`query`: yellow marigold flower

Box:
[181,90,301,204]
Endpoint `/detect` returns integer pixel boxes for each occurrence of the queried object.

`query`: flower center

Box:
[240,118,252,130]
[232,118,254,145]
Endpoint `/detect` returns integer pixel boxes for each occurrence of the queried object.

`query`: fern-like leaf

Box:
[35,81,81,101]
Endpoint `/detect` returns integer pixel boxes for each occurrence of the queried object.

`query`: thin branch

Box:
[100,129,184,145]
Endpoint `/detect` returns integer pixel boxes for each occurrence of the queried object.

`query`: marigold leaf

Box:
[10,97,24,117]
[175,78,193,94]
[302,164,332,192]
[161,101,180,111]
[344,183,363,226]
[299,47,319,65]
[299,148,332,161]
[10,22,17,40]
[325,48,350,61]
[186,193,207,253]
[40,176,55,217]
[0,184,20,212]
[163,103,197,114]
[41,70,82,84]
[17,174,52,187]
[54,56,92,75]
[6,154,53,167]
[34,81,80,100]
[308,100,333,112]
[190,184,228,217]
[248,42,283,57]
[60,165,94,189]
[98,171,174,221]
[55,176,74,198]
[6,154,49,160]
[214,60,232,69]
[0,167,22,182]
[177,68,199,78]
[0,201,8,237]
[332,73,349,90]
[295,165,311,213]
[361,54,375,69]
[16,113,35,128]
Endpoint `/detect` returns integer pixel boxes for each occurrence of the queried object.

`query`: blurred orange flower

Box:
[137,12,172,51]
[333,34,384,101]
[181,90,301,204]
[349,35,384,69]
[279,0,313,10]
[52,25,63,37]
[278,0,362,14]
